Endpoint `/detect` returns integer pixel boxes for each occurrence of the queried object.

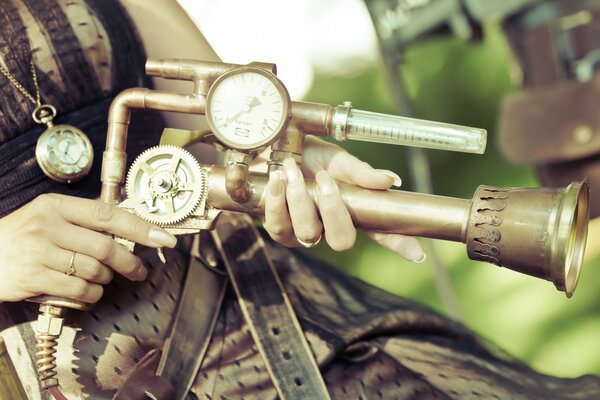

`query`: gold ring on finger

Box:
[66,251,76,276]
[297,233,322,248]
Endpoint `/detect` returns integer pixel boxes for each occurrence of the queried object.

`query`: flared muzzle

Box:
[466,181,590,297]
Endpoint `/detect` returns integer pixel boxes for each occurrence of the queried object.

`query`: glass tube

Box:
[333,107,487,154]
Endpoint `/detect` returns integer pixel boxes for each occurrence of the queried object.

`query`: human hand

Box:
[263,135,426,262]
[0,194,177,303]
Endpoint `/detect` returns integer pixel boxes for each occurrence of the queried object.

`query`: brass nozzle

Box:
[466,181,589,297]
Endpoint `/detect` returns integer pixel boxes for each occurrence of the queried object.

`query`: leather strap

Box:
[113,236,227,400]
[157,234,228,400]
[212,213,331,400]
[113,349,175,400]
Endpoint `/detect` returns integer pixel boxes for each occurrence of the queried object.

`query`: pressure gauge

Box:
[206,67,291,151]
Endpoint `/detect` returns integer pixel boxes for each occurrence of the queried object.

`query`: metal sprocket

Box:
[125,145,205,226]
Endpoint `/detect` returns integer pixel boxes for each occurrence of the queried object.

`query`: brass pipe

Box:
[208,167,469,241]
[289,101,333,137]
[207,167,589,297]
[145,58,235,95]
[145,58,276,96]
[145,58,238,82]
[101,88,206,203]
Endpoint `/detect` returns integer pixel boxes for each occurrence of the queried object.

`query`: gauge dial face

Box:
[206,67,290,150]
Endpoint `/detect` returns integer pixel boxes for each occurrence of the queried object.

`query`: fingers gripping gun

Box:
[106,58,588,297]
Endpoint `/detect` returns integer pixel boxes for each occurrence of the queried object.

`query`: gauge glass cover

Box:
[206,67,290,150]
[35,125,94,183]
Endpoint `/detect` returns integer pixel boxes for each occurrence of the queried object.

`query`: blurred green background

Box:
[305,23,600,378]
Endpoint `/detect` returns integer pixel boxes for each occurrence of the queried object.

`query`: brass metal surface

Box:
[207,166,469,241]
[466,181,589,297]
[99,58,591,296]
[207,167,589,295]
[101,88,206,203]
[27,296,88,310]
[34,304,66,389]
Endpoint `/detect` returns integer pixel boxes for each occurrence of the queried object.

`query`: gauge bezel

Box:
[205,66,291,151]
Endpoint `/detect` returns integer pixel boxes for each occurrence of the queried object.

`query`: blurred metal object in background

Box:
[498,0,600,218]
[464,0,544,21]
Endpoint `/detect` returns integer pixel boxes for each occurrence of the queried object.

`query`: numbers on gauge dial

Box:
[208,70,287,149]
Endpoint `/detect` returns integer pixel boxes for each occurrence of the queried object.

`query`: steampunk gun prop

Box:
[27,58,589,394]
[99,58,588,298]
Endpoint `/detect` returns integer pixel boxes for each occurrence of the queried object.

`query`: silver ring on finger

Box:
[297,233,322,248]
[65,251,77,276]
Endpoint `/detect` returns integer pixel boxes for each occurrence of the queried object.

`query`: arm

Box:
[119,0,220,130]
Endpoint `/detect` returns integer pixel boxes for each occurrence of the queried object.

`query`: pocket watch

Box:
[34,105,94,183]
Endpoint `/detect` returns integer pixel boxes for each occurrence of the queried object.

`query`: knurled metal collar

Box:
[332,101,352,142]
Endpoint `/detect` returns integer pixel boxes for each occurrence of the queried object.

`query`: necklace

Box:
[0,59,94,183]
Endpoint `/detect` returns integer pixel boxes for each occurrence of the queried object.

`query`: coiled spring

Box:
[35,332,59,387]
[34,304,66,389]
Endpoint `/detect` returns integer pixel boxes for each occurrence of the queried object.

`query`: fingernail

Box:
[383,170,402,187]
[283,158,300,184]
[135,265,148,281]
[316,171,336,196]
[269,171,284,196]
[412,253,427,264]
[130,259,148,281]
[149,227,177,248]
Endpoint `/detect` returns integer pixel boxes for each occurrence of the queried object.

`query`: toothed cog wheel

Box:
[125,145,205,226]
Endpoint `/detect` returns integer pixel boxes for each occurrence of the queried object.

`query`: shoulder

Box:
[117,0,219,61]
[117,0,220,129]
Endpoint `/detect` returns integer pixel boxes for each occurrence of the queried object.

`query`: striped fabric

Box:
[0,0,162,217]
[0,0,143,141]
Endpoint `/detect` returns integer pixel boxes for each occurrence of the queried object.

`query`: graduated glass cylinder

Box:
[341,108,487,154]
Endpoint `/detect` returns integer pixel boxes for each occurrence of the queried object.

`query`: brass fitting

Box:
[224,151,255,204]
[35,304,65,335]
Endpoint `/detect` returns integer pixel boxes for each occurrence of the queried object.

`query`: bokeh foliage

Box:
[305,23,600,378]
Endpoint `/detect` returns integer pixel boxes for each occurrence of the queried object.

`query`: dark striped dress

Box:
[0,0,161,217]
[1,1,600,400]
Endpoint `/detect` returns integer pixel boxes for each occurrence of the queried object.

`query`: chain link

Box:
[0,60,41,107]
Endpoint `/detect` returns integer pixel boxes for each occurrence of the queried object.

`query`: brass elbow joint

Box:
[224,151,255,204]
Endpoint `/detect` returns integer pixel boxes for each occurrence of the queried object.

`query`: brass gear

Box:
[125,145,205,226]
